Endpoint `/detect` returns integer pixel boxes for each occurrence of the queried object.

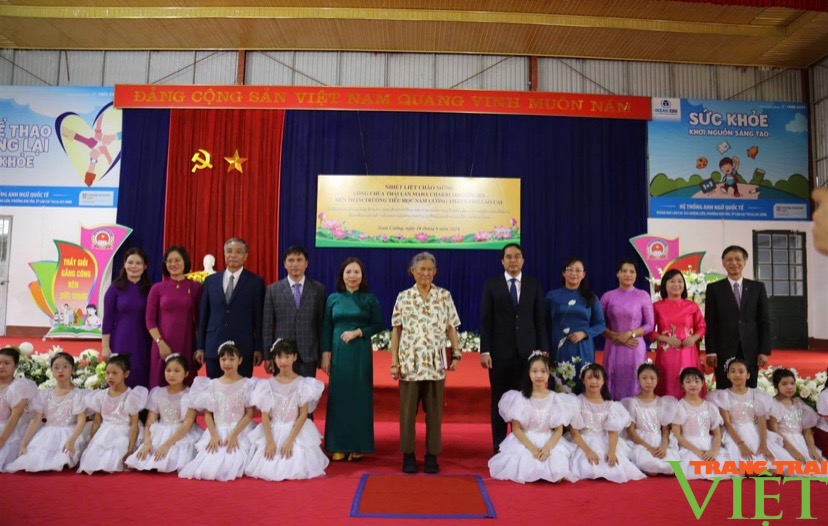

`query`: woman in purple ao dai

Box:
[600,260,654,400]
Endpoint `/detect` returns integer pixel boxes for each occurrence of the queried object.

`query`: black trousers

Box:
[488,354,524,453]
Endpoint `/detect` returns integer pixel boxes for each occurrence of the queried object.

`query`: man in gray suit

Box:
[263,246,326,378]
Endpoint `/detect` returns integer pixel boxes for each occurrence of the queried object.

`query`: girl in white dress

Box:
[707,358,788,472]
[818,382,828,458]
[78,354,148,474]
[8,352,89,472]
[488,352,577,483]
[179,342,257,482]
[126,354,202,472]
[245,340,328,481]
[0,346,37,471]
[767,368,824,470]
[621,363,681,475]
[568,363,646,483]
[671,367,731,480]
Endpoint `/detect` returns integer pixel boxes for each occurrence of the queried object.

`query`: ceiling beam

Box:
[0,5,786,38]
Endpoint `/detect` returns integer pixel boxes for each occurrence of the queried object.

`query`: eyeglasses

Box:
[565,267,585,274]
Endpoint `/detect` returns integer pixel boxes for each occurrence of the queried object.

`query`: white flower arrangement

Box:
[371,330,482,353]
[18,341,34,356]
[14,343,106,390]
[648,267,725,315]
[705,366,825,410]
[551,357,582,393]
[371,330,392,351]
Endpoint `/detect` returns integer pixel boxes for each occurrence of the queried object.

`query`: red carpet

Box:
[351,474,495,518]
[4,422,827,525]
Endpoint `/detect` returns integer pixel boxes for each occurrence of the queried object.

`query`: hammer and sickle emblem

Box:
[191,149,213,172]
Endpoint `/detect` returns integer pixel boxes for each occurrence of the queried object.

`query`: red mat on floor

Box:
[3,422,827,526]
[351,474,495,519]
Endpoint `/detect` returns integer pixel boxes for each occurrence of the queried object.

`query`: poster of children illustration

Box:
[648,98,809,221]
[29,224,132,339]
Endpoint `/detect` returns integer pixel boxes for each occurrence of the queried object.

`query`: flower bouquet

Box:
[371,330,392,351]
[14,342,107,390]
[551,357,582,393]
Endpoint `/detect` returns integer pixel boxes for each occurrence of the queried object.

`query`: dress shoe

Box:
[402,453,418,473]
[424,454,439,474]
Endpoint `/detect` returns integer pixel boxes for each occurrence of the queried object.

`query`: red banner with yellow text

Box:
[115,85,650,120]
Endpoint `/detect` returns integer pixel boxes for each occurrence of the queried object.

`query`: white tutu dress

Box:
[7,387,89,472]
[0,378,37,471]
[770,397,824,470]
[179,377,257,482]
[125,386,203,472]
[245,376,329,481]
[77,386,148,474]
[488,390,578,483]
[672,398,732,480]
[818,390,828,433]
[707,388,789,470]
[620,395,681,475]
[568,395,646,483]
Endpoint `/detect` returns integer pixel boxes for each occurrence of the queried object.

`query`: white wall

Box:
[649,218,828,339]
[2,207,117,329]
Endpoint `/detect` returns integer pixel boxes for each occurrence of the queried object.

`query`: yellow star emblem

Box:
[224,149,248,173]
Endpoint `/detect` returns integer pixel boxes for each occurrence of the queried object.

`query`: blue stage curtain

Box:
[114,109,171,284]
[278,110,648,334]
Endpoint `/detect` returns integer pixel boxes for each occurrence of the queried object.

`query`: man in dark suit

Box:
[263,246,326,378]
[195,237,265,378]
[705,245,771,389]
[480,243,549,452]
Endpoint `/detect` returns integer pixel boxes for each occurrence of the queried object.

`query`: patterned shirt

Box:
[391,285,461,381]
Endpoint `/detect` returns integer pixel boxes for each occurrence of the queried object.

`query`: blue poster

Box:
[648,98,809,221]
[0,86,121,208]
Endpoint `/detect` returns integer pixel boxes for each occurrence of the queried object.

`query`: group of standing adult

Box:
[480,243,770,453]
[102,245,201,389]
[102,236,771,471]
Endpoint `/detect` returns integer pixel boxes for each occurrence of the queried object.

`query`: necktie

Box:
[225,274,235,303]
[509,278,518,307]
[293,283,302,309]
[733,281,741,307]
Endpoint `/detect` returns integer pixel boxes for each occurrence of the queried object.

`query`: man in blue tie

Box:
[195,238,265,378]
[705,245,771,389]
[263,246,326,378]
[479,243,548,452]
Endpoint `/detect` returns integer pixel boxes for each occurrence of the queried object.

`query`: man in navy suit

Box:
[195,237,265,378]
[705,245,770,389]
[480,243,549,452]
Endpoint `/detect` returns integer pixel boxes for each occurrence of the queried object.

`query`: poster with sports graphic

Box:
[0,86,121,208]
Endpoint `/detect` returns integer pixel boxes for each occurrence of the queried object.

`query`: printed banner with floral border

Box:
[315,175,520,250]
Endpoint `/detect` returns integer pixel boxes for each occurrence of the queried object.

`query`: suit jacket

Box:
[480,274,549,362]
[263,277,326,362]
[704,277,771,363]
[197,269,265,359]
